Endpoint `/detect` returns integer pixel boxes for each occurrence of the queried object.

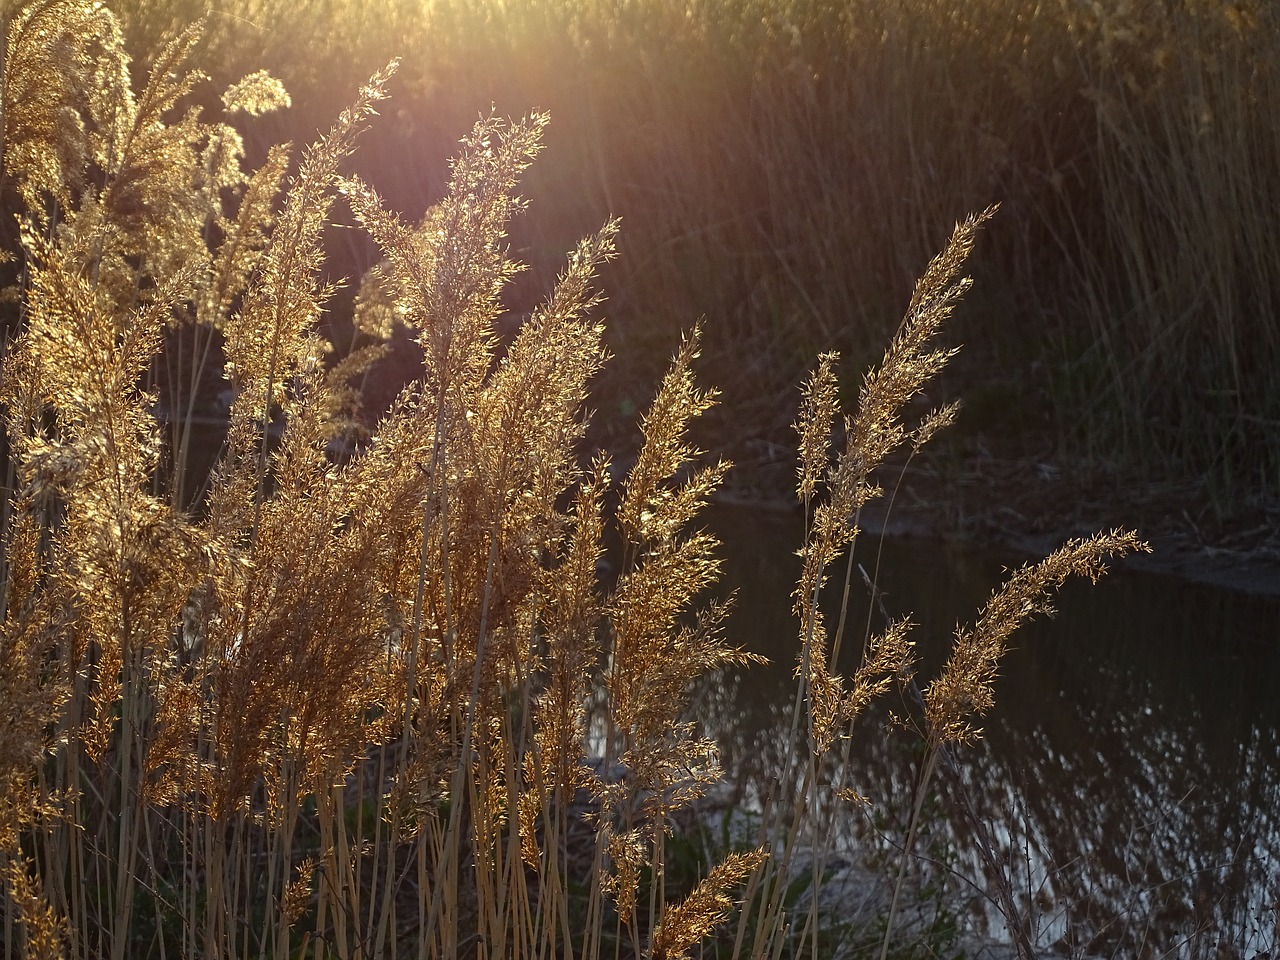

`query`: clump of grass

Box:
[0,3,1150,959]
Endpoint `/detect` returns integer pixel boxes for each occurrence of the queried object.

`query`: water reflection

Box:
[701,506,1280,958]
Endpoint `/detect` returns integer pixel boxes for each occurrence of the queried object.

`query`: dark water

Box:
[701,506,1280,958]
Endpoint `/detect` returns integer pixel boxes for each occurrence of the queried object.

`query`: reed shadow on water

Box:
[706,504,1280,957]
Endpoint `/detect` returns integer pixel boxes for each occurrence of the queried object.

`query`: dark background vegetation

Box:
[115,0,1280,546]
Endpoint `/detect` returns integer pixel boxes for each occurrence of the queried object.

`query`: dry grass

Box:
[0,3,1154,959]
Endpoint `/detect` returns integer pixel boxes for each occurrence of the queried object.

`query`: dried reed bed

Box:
[1,3,1148,959]
[104,0,1280,502]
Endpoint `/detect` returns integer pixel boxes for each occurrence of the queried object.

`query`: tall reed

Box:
[0,3,1149,959]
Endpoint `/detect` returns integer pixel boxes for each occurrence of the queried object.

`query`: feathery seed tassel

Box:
[794,351,840,508]
[925,529,1151,746]
[793,207,997,754]
[600,324,762,917]
[649,849,766,960]
[214,60,398,532]
[222,69,291,116]
[618,324,723,545]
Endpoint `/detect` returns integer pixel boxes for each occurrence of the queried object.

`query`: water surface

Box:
[702,506,1280,958]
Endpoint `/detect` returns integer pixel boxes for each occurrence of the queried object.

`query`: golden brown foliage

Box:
[791,207,995,755]
[924,529,1151,746]
[0,5,1153,959]
[650,849,766,960]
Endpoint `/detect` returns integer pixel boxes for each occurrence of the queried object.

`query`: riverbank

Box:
[873,454,1280,599]
[708,435,1280,599]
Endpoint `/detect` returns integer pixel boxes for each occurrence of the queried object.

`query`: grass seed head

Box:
[925,529,1151,745]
